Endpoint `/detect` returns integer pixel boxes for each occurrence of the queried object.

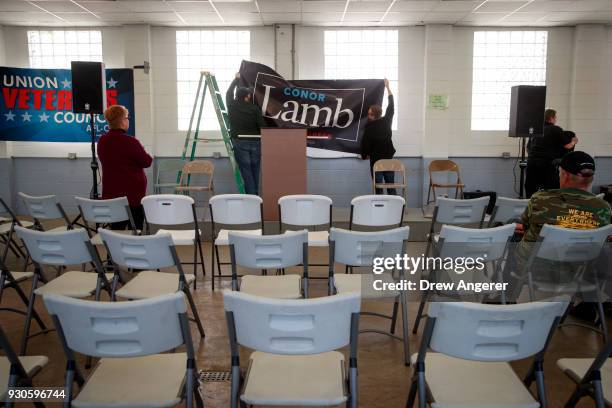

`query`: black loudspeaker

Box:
[71,61,106,114]
[508,85,546,137]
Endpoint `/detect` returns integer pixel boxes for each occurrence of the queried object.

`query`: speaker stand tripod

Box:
[89,113,99,199]
[518,128,534,199]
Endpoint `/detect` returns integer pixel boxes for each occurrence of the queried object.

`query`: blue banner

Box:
[0,67,135,142]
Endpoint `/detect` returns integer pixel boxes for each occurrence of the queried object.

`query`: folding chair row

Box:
[211,193,406,290]
[13,226,205,356]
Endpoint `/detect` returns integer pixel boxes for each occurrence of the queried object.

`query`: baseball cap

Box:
[559,151,595,177]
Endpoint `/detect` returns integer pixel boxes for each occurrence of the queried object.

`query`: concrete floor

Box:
[1,230,605,407]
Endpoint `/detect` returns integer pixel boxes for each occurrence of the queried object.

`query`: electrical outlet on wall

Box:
[502,152,511,159]
[68,153,77,160]
[213,152,221,159]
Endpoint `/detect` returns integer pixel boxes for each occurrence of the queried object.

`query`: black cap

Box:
[236,86,253,100]
[560,151,595,177]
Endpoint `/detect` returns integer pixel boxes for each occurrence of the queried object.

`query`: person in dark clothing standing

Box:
[525,108,578,197]
[98,105,152,230]
[226,72,267,195]
[361,79,396,194]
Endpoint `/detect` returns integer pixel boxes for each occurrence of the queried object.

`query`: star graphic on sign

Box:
[39,113,50,122]
[107,77,118,88]
[4,111,15,121]
[61,78,71,89]
[22,112,32,122]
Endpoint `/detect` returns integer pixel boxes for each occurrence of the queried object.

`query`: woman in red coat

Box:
[98,105,152,230]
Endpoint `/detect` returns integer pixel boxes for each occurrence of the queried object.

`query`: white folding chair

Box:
[209,194,264,291]
[229,230,308,298]
[522,223,612,342]
[0,198,34,263]
[18,192,73,231]
[488,196,529,227]
[329,226,411,365]
[0,326,48,407]
[14,226,110,355]
[279,194,332,272]
[425,196,489,257]
[75,196,138,246]
[412,223,516,334]
[349,195,405,230]
[558,340,612,407]
[407,301,567,408]
[44,292,203,408]
[98,228,205,338]
[224,290,361,408]
[141,194,206,285]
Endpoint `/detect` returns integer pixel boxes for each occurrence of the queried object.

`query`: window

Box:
[324,30,398,129]
[176,30,250,131]
[471,31,548,131]
[27,30,103,68]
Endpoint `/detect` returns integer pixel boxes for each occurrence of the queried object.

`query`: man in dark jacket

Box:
[226,73,267,195]
[361,79,396,194]
[525,109,578,197]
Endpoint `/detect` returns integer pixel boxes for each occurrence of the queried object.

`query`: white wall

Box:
[1,23,612,159]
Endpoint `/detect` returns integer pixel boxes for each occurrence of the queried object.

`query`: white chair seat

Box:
[0,355,49,400]
[240,274,301,299]
[156,229,200,245]
[115,271,195,300]
[34,271,114,298]
[3,271,34,285]
[286,230,329,247]
[557,358,612,405]
[91,229,139,246]
[0,220,34,234]
[334,273,399,299]
[214,229,262,246]
[241,351,347,406]
[411,353,539,408]
[72,354,186,408]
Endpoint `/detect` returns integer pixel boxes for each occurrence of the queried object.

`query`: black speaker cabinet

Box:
[71,61,106,114]
[508,85,546,137]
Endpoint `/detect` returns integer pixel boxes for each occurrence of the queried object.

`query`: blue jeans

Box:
[232,138,261,195]
[375,171,397,195]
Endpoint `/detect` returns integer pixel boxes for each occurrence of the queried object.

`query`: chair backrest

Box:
[490,197,529,225]
[98,228,176,270]
[535,224,612,263]
[229,230,307,269]
[330,227,409,266]
[434,196,489,225]
[224,290,360,354]
[279,195,332,227]
[438,224,515,262]
[18,192,64,220]
[427,301,566,362]
[429,159,460,174]
[350,195,405,227]
[43,292,187,357]
[209,194,263,225]
[15,226,93,266]
[178,160,214,187]
[75,196,131,224]
[373,159,405,173]
[141,194,195,225]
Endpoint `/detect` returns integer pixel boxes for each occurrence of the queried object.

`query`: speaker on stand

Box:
[71,61,106,199]
[508,85,546,199]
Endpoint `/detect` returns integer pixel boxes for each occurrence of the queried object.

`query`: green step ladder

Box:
[180,71,245,194]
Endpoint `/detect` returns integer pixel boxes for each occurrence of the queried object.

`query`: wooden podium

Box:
[261,128,307,221]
